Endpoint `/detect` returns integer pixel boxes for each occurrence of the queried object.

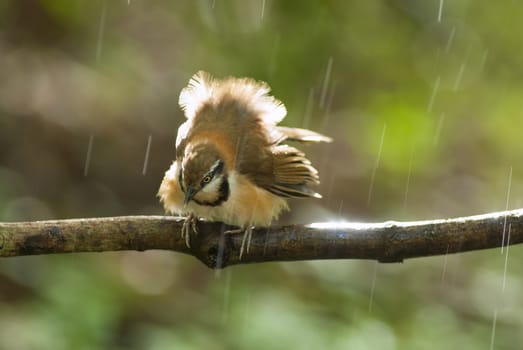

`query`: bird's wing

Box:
[243,144,322,199]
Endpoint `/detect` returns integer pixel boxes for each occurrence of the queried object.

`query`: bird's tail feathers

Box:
[274,126,333,144]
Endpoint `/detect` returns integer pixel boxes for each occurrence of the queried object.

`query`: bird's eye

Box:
[202,176,212,184]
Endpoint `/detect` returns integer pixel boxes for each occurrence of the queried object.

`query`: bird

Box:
[158,71,332,257]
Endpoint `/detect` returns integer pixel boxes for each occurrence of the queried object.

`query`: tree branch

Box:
[0,209,522,268]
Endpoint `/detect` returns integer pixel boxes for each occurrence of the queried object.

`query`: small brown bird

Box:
[158,71,331,256]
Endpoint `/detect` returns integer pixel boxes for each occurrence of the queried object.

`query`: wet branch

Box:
[0,209,522,268]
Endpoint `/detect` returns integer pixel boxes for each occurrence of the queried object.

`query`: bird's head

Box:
[180,142,229,206]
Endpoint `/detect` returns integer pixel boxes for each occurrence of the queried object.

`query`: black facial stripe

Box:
[210,159,224,175]
[192,178,230,207]
[200,159,225,187]
[217,178,230,203]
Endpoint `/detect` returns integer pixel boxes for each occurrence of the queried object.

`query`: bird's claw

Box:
[181,213,198,248]
[224,226,253,260]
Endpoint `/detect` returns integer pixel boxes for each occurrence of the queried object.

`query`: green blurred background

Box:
[0,0,522,348]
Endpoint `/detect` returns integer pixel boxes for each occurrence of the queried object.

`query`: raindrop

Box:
[96,0,107,62]
[84,134,94,177]
[302,88,315,129]
[502,223,511,292]
[501,166,512,254]
[319,57,333,109]
[368,261,378,313]
[142,134,152,175]
[261,0,266,20]
[437,0,444,22]
[367,123,386,206]
[317,83,336,178]
[337,200,344,219]
[427,75,440,113]
[433,112,446,146]
[489,308,498,350]
[320,80,336,132]
[214,227,228,270]
[453,62,466,91]
[444,26,456,52]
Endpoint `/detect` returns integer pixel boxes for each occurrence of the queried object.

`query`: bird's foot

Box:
[181,213,198,248]
[227,226,252,260]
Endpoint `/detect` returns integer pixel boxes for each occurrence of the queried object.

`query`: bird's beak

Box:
[183,186,196,207]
